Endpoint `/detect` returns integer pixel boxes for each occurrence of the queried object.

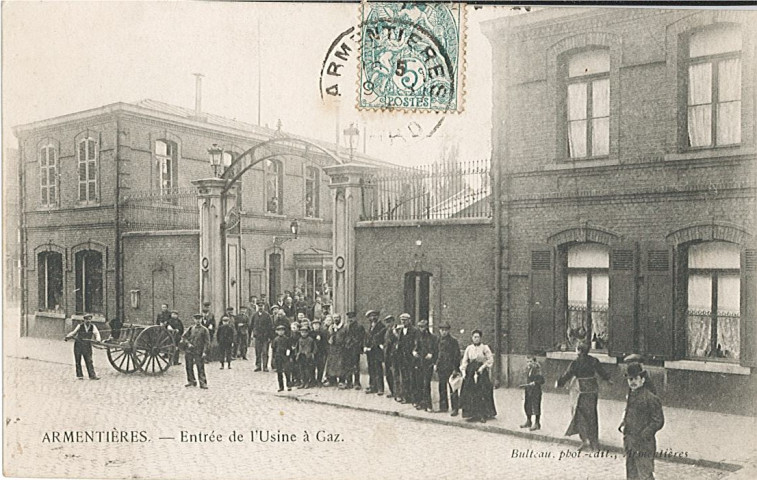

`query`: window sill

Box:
[664,359,750,375]
[545,157,619,171]
[664,146,755,163]
[546,351,618,364]
[35,311,66,319]
[264,212,286,218]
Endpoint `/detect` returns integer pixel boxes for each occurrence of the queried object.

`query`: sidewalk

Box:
[6,336,755,473]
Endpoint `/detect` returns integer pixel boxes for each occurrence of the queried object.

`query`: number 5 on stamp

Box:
[358,2,465,112]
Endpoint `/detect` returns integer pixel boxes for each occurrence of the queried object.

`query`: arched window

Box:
[75,249,103,314]
[686,25,742,148]
[265,159,283,214]
[39,144,58,207]
[566,243,609,350]
[686,241,740,360]
[77,137,98,203]
[37,251,63,311]
[565,49,610,159]
[155,140,178,196]
[304,166,319,217]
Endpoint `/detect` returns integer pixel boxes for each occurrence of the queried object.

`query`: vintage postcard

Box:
[2,2,757,480]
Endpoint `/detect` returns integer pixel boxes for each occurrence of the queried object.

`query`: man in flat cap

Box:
[200,302,216,339]
[64,313,101,380]
[435,321,461,416]
[252,300,275,372]
[619,362,664,480]
[397,313,419,404]
[233,306,250,360]
[413,318,438,412]
[310,318,329,385]
[364,310,387,395]
[343,311,365,390]
[182,313,210,389]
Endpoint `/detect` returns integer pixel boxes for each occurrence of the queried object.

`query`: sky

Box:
[2,2,525,167]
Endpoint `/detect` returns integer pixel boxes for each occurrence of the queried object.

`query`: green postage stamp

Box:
[359,2,464,112]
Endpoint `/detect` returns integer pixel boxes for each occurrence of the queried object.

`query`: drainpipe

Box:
[18,137,27,336]
[115,117,122,321]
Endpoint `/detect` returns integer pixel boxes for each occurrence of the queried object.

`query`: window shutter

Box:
[641,242,674,359]
[529,245,555,351]
[608,244,636,357]
[740,248,757,367]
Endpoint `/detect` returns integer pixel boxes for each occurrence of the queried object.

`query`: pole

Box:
[257,16,262,126]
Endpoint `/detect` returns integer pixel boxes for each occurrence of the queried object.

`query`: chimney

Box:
[193,73,204,119]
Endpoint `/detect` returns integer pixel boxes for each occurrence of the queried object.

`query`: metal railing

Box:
[120,188,199,231]
[363,159,491,221]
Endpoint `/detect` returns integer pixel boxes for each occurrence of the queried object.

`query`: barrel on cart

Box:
[90,324,178,375]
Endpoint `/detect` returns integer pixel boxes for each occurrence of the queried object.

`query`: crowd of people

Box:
[64,289,665,480]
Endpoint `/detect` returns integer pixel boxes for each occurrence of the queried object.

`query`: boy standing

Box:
[216,315,235,369]
[520,356,545,430]
[310,319,329,385]
[295,323,317,388]
[272,324,292,392]
[620,362,665,480]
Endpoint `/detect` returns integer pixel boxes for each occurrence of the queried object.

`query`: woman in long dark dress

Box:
[459,329,497,423]
[556,342,613,450]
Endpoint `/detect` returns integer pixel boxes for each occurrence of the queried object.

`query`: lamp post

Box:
[343,123,360,162]
[207,143,224,177]
[290,219,299,238]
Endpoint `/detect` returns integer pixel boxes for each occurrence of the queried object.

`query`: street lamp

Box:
[343,123,360,161]
[290,220,299,239]
[207,143,224,177]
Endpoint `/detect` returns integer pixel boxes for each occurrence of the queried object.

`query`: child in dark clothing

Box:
[520,356,545,431]
[272,324,292,392]
[295,323,318,388]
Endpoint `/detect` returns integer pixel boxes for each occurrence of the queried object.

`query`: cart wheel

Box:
[106,343,140,374]
[134,326,176,375]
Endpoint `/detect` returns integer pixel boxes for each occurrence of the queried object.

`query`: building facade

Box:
[14,100,385,338]
[484,8,757,414]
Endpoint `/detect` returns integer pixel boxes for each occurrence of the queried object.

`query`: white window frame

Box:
[77,137,98,203]
[39,144,58,207]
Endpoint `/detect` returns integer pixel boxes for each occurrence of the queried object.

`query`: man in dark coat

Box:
[620,362,664,480]
[413,318,438,412]
[182,314,210,389]
[216,315,235,369]
[200,302,216,339]
[156,303,172,326]
[233,306,250,360]
[363,310,386,395]
[252,301,275,372]
[328,314,348,387]
[310,319,329,385]
[343,311,365,390]
[167,310,184,366]
[397,313,419,404]
[435,321,461,416]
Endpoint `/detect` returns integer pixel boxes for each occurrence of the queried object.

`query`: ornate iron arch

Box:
[221,137,343,195]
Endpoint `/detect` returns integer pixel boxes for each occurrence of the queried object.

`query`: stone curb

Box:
[277,391,743,474]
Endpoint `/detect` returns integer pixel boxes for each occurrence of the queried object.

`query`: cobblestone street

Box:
[3,349,733,480]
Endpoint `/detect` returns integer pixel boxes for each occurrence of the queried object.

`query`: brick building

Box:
[14,99,386,338]
[484,8,757,414]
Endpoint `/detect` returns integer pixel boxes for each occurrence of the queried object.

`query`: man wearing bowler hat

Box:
[413,318,438,412]
[252,300,275,371]
[363,310,386,395]
[64,313,101,380]
[619,362,664,480]
[397,313,419,404]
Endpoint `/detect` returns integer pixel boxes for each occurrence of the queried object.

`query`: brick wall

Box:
[121,233,199,325]
[354,221,496,342]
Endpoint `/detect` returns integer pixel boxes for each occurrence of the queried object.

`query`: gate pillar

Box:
[193,178,227,321]
[324,164,377,314]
